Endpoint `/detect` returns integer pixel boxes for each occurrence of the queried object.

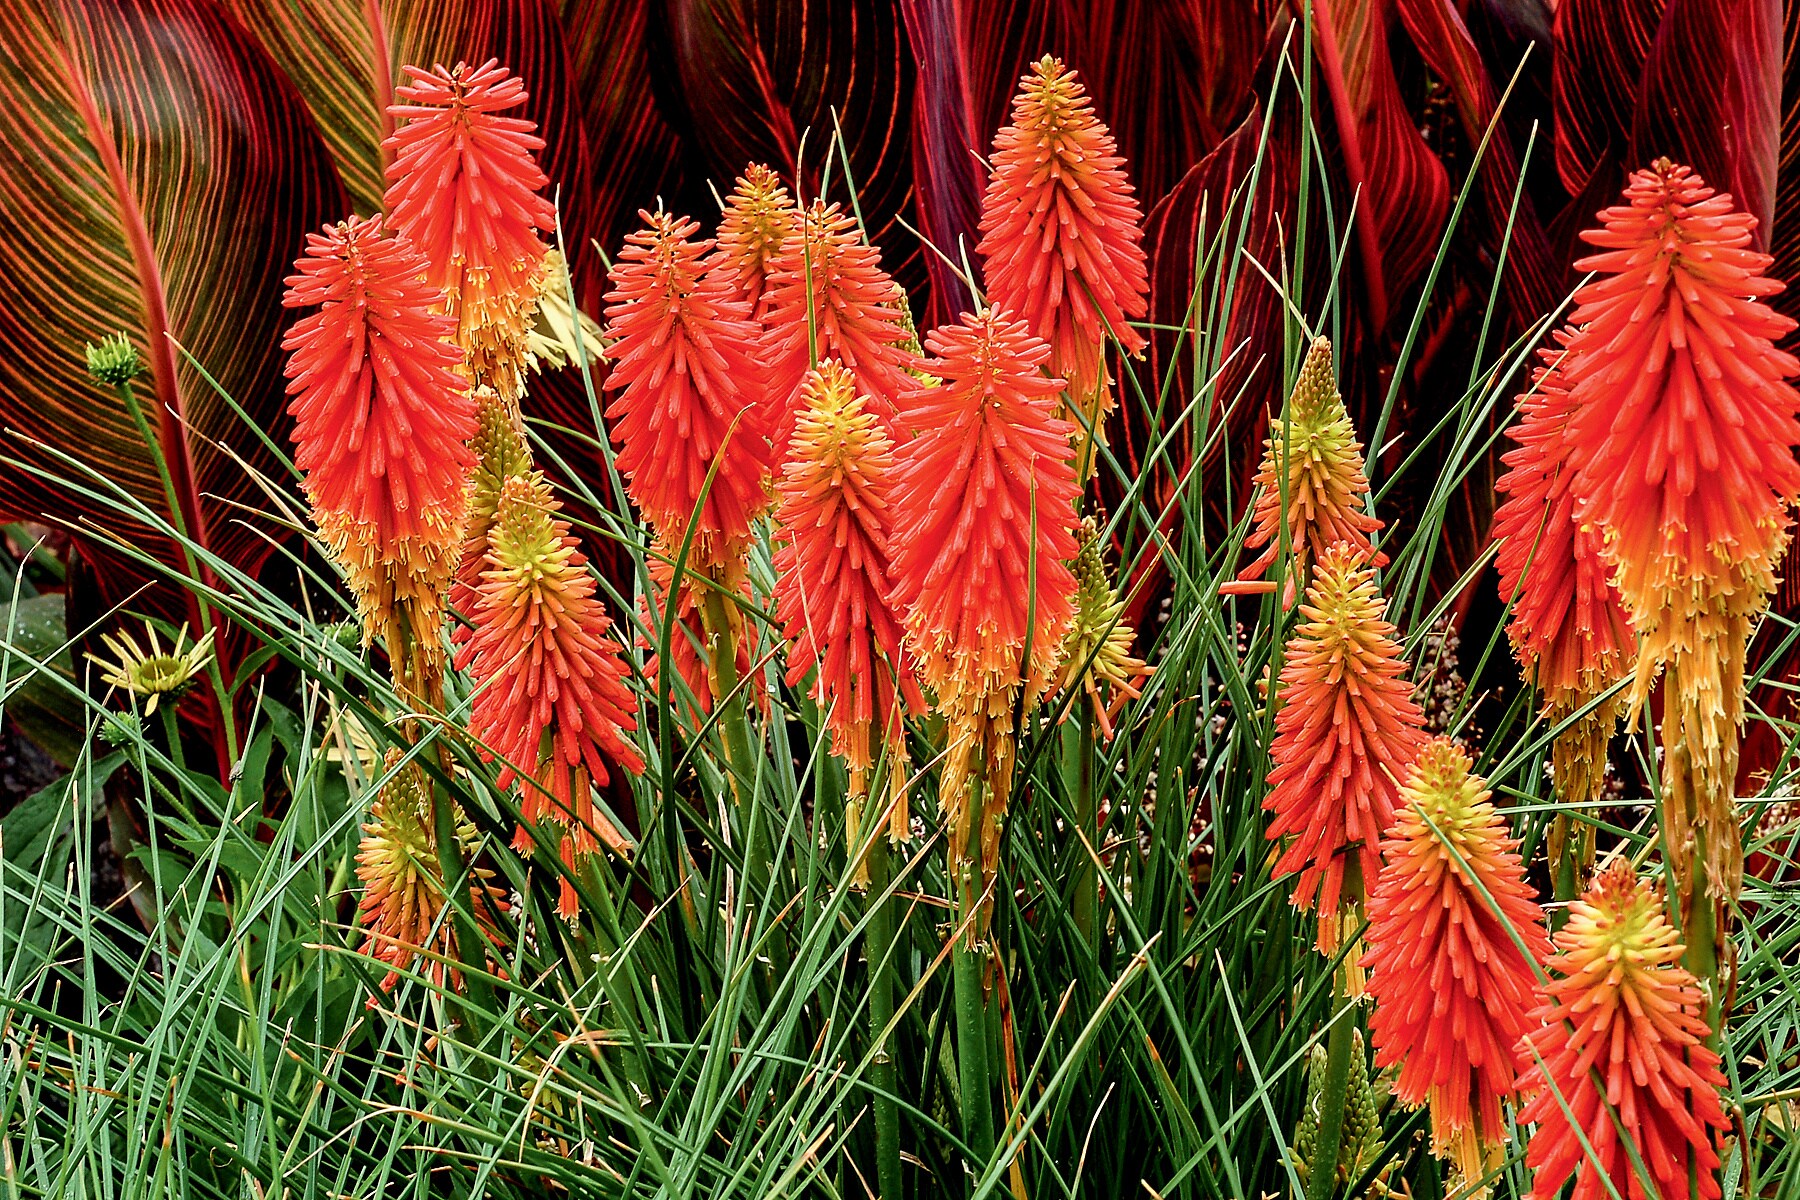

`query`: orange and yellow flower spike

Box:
[1562,161,1800,917]
[1264,542,1426,957]
[1491,331,1635,888]
[774,361,924,860]
[890,308,1080,934]
[384,59,556,405]
[457,474,643,917]
[1364,738,1551,1186]
[1227,338,1384,607]
[1516,860,1730,1200]
[978,54,1147,473]
[281,215,475,700]
[602,211,775,578]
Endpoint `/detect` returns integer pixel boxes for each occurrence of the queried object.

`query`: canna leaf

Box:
[221,0,595,273]
[663,0,918,290]
[1548,0,1662,198]
[0,0,344,623]
[1631,0,1782,247]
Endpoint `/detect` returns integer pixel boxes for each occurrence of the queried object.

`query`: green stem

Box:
[952,768,995,1169]
[431,788,494,1023]
[867,833,904,1200]
[157,702,186,779]
[1064,701,1098,946]
[1306,976,1356,1200]
[116,378,237,767]
[699,585,765,897]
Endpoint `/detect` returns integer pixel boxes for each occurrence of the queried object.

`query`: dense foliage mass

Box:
[5,5,1800,1200]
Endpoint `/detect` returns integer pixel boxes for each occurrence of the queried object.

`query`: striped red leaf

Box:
[0,0,344,618]
[221,0,595,275]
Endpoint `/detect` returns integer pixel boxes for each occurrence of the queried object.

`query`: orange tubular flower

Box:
[1364,738,1551,1184]
[282,215,475,687]
[603,211,775,574]
[1492,332,1635,878]
[384,59,556,402]
[639,549,761,721]
[1226,338,1384,606]
[458,474,643,917]
[764,200,920,455]
[714,163,796,322]
[890,308,1079,916]
[1516,860,1730,1200]
[355,752,504,998]
[451,388,532,643]
[1265,542,1426,955]
[977,54,1147,456]
[774,361,924,839]
[1562,161,1800,905]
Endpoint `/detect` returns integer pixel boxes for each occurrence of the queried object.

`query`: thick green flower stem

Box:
[431,789,495,1022]
[953,768,996,1169]
[866,831,905,1200]
[1061,700,1099,946]
[699,583,768,902]
[1305,975,1357,1200]
[113,376,237,767]
[1664,739,1726,1038]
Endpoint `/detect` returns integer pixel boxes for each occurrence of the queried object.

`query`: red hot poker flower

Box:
[603,211,775,573]
[1226,338,1383,606]
[890,308,1080,717]
[1264,542,1426,954]
[978,55,1147,439]
[1516,860,1729,1200]
[764,200,920,455]
[458,474,643,916]
[1364,738,1551,1183]
[281,215,474,681]
[714,163,796,323]
[384,59,554,306]
[774,360,924,807]
[889,308,1080,915]
[384,60,555,403]
[1561,160,1800,905]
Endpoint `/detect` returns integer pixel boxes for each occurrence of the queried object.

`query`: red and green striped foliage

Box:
[0,0,344,630]
[8,0,1800,640]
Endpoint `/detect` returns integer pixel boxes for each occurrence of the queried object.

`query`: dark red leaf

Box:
[662,0,919,287]
[1632,0,1782,246]
[1313,0,1452,332]
[1549,0,1662,197]
[1397,0,1560,318]
[0,0,343,612]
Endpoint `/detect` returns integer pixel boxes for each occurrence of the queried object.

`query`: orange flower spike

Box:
[1492,333,1634,707]
[1364,738,1551,1183]
[281,216,474,680]
[603,211,775,573]
[355,753,505,998]
[1264,543,1427,954]
[384,60,556,401]
[1564,161,1800,680]
[764,200,921,456]
[1516,860,1730,1200]
[890,308,1081,717]
[978,55,1147,437]
[1226,338,1384,606]
[384,59,554,303]
[283,215,474,548]
[774,361,925,800]
[458,474,643,915]
[451,388,532,643]
[1563,161,1800,903]
[714,163,796,321]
